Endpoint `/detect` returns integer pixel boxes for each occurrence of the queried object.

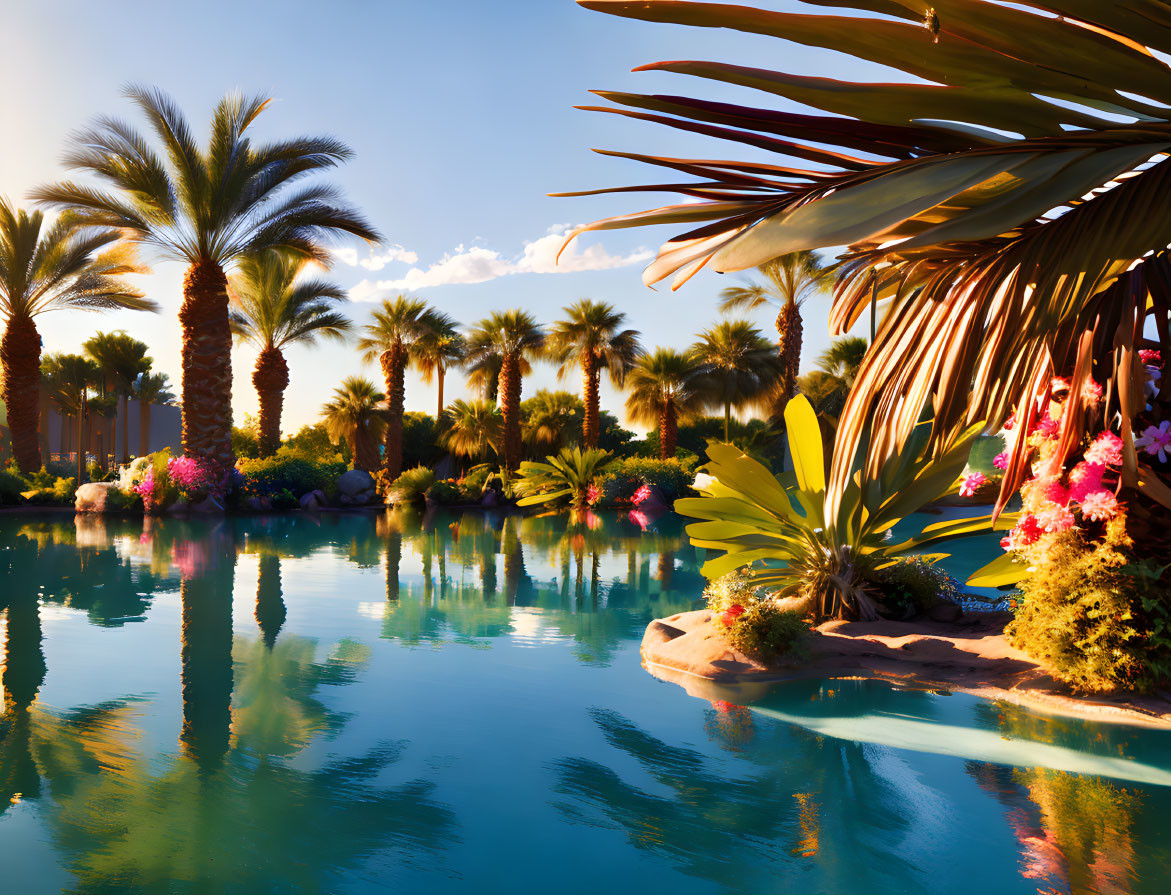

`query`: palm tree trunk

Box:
[180,260,234,468]
[253,345,290,458]
[437,365,445,420]
[500,353,522,472]
[724,400,731,442]
[1,314,43,473]
[119,393,131,464]
[255,552,286,649]
[582,355,600,448]
[139,401,151,458]
[353,430,379,473]
[659,400,677,459]
[76,410,86,485]
[380,344,406,478]
[776,300,803,415]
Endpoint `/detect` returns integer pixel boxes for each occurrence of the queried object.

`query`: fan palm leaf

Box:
[321,377,386,473]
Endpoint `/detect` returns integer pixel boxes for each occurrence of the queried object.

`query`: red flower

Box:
[721,604,746,626]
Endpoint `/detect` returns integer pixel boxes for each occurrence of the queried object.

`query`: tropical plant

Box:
[690,320,779,441]
[443,399,502,464]
[465,310,546,470]
[0,199,153,472]
[35,86,378,469]
[547,299,642,447]
[562,0,1171,518]
[132,372,175,459]
[521,389,584,453]
[719,252,833,413]
[412,311,464,420]
[82,330,152,464]
[624,348,704,458]
[704,570,809,662]
[321,377,386,473]
[514,446,614,507]
[677,396,1013,621]
[229,249,350,457]
[41,353,99,484]
[358,295,434,478]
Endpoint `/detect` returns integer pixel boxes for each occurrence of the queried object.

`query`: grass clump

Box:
[387,466,435,505]
[704,571,810,663]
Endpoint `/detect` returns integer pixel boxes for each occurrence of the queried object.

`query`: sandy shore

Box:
[642,610,1171,728]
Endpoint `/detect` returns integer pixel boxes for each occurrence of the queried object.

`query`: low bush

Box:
[23,476,78,506]
[387,466,435,505]
[0,468,26,505]
[425,479,462,505]
[237,449,345,500]
[868,557,960,618]
[596,456,698,505]
[458,465,493,501]
[1007,519,1171,693]
[704,571,810,663]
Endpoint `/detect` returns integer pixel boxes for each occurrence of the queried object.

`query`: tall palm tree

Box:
[83,330,152,465]
[412,311,464,420]
[133,372,174,458]
[34,86,379,470]
[357,295,434,478]
[624,348,704,459]
[41,353,99,484]
[547,299,642,447]
[443,399,502,465]
[465,311,546,471]
[321,377,386,473]
[719,252,833,415]
[816,336,869,391]
[0,199,153,472]
[691,320,779,441]
[229,250,350,457]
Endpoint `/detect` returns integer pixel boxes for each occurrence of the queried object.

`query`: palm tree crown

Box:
[321,377,386,473]
[690,321,779,441]
[83,330,152,464]
[133,371,175,458]
[547,299,642,448]
[624,348,703,459]
[41,353,99,483]
[411,311,464,420]
[443,399,502,464]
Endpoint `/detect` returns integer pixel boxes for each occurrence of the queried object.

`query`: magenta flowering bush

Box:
[631,483,652,505]
[958,472,986,498]
[167,456,223,499]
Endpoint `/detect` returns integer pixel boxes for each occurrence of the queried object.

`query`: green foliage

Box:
[514,447,614,507]
[867,557,959,619]
[283,423,351,465]
[402,413,445,470]
[0,468,26,505]
[424,479,463,505]
[677,396,1013,621]
[387,466,435,505]
[1008,519,1171,694]
[23,476,79,506]
[232,423,261,459]
[704,571,809,663]
[238,449,345,500]
[596,456,698,505]
[643,416,768,458]
[458,465,493,501]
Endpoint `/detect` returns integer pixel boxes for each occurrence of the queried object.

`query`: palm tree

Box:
[132,371,175,458]
[798,337,870,419]
[321,377,386,473]
[624,348,704,459]
[816,337,868,390]
[719,252,833,415]
[413,311,464,420]
[547,300,642,447]
[691,321,779,441]
[521,390,583,454]
[41,353,99,484]
[229,250,350,457]
[465,311,546,471]
[443,399,502,465]
[34,86,379,470]
[82,331,152,465]
[0,199,153,472]
[357,296,434,478]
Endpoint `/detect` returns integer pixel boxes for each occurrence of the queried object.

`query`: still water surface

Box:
[0,509,1168,894]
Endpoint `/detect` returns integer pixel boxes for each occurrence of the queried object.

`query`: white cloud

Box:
[347,225,651,300]
[331,244,419,271]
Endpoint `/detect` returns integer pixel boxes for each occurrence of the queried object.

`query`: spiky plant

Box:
[624,348,704,458]
[547,299,643,447]
[321,377,386,473]
[230,250,350,457]
[0,199,153,472]
[690,320,779,441]
[34,86,378,470]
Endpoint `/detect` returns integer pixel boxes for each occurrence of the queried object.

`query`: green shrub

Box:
[238,449,345,499]
[515,447,614,507]
[704,571,810,663]
[388,466,435,505]
[596,456,698,505]
[1008,519,1171,693]
[23,476,79,506]
[0,469,27,505]
[868,557,959,618]
[459,465,493,501]
[425,479,462,505]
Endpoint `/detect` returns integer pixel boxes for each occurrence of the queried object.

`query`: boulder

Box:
[165,498,189,516]
[190,494,225,515]
[927,601,964,624]
[300,492,322,511]
[337,469,375,502]
[74,482,119,513]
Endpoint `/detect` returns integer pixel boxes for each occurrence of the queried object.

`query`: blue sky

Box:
[2,0,878,433]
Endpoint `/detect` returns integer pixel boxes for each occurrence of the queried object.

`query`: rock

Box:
[644,619,686,648]
[337,469,375,502]
[481,489,501,508]
[74,482,120,513]
[190,495,225,515]
[927,601,964,624]
[300,492,321,511]
[165,498,189,516]
[247,495,273,512]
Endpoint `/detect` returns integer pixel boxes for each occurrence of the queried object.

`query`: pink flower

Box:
[1036,504,1076,533]
[1079,489,1119,522]
[631,483,652,506]
[993,452,1009,471]
[721,604,746,626]
[1003,413,1017,431]
[1068,462,1105,502]
[1135,420,1171,463]
[1002,514,1043,551]
[1139,349,1162,366]
[586,483,601,506]
[1034,414,1060,438]
[1042,479,1069,506]
[958,472,986,498]
[1081,379,1103,403]
[1084,432,1123,467]
[627,510,649,530]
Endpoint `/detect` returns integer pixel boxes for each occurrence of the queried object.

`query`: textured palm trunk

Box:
[255,552,286,649]
[582,355,600,448]
[380,344,406,478]
[1,314,44,473]
[659,400,678,459]
[253,345,289,458]
[436,365,446,420]
[724,400,732,442]
[775,301,803,415]
[179,550,235,772]
[352,428,380,473]
[139,401,151,458]
[499,353,522,471]
[180,260,234,468]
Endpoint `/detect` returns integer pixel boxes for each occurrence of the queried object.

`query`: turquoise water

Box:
[1,509,1168,894]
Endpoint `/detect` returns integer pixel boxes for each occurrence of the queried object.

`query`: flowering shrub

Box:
[236,450,345,502]
[958,472,987,497]
[596,456,698,505]
[586,483,601,506]
[167,456,221,498]
[704,571,809,663]
[631,483,652,506]
[867,557,960,619]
